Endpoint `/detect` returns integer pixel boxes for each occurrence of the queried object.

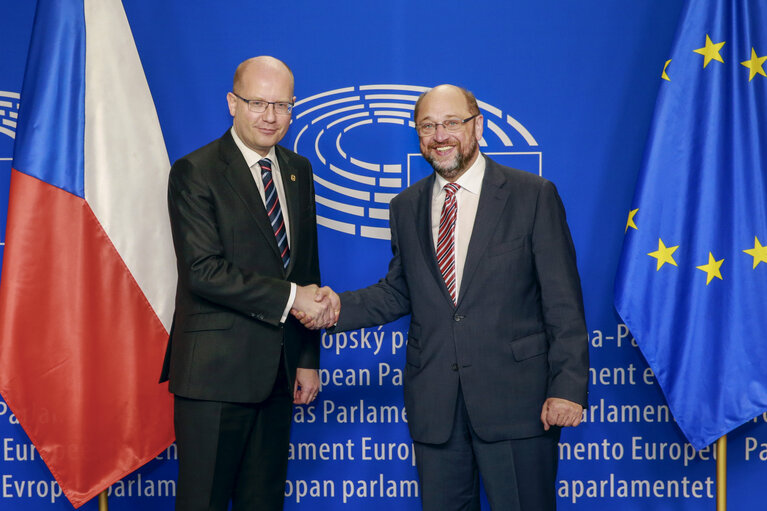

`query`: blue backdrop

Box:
[2,1,767,509]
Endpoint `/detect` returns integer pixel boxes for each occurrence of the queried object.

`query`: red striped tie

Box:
[258,158,290,268]
[436,182,460,304]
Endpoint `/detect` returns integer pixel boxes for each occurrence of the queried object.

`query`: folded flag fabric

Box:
[0,0,177,506]
[615,0,767,450]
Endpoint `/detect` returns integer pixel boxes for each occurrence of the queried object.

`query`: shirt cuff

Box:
[280,282,297,323]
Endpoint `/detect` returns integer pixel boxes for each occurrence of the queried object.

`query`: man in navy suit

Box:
[162,56,334,511]
[305,84,589,510]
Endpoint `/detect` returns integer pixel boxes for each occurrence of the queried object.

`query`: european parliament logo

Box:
[289,84,541,240]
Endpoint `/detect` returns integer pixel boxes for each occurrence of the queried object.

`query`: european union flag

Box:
[615,0,767,450]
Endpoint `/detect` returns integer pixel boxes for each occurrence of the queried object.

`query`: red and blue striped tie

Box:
[437,182,460,304]
[259,158,290,268]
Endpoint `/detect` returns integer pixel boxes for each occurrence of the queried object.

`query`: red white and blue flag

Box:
[0,0,176,507]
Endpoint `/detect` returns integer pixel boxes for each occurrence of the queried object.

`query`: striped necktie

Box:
[436,182,460,304]
[258,158,290,268]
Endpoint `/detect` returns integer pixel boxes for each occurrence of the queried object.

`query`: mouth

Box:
[432,144,456,156]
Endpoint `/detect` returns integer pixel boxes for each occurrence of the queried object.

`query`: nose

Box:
[433,124,450,141]
[263,103,277,122]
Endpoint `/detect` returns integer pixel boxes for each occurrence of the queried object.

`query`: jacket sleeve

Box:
[532,180,590,407]
[296,157,322,369]
[334,201,411,332]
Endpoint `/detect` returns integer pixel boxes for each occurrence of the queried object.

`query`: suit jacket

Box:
[160,130,320,404]
[336,156,588,444]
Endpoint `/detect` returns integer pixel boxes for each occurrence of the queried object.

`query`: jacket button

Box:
[454,315,464,322]
[451,363,458,371]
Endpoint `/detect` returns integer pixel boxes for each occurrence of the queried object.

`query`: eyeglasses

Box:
[232,93,294,115]
[415,114,479,137]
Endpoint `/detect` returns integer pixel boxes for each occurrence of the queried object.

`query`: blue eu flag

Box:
[615,0,767,450]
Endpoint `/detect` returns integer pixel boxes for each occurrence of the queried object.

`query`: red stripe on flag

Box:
[0,170,174,508]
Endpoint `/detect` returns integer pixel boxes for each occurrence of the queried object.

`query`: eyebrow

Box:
[417,115,467,122]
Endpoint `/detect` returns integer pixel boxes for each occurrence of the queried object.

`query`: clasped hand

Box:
[540,397,583,430]
[291,285,339,330]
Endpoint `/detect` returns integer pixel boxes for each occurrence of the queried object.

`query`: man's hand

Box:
[316,286,340,326]
[540,397,583,431]
[291,286,339,329]
[292,284,333,329]
[293,368,320,405]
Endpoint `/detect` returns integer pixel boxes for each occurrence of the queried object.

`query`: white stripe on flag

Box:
[83,0,176,330]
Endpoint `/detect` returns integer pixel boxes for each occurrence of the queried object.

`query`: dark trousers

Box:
[413,387,560,511]
[174,361,293,511]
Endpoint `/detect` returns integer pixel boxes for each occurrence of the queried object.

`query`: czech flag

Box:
[0,0,176,507]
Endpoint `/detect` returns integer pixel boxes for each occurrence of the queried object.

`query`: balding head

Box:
[414,84,480,123]
[233,56,294,96]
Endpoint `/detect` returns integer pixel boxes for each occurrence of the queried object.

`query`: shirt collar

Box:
[230,126,278,169]
[434,153,486,195]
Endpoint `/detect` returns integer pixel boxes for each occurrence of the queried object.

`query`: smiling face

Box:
[226,57,295,157]
[415,85,483,181]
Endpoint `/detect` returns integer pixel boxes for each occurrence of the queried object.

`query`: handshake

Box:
[291,284,340,330]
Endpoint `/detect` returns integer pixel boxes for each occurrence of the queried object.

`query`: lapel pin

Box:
[290,174,296,182]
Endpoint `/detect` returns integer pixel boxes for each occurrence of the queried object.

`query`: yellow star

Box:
[625,209,639,232]
[741,47,767,81]
[744,236,767,269]
[662,59,672,81]
[696,252,724,285]
[693,35,725,68]
[648,238,679,270]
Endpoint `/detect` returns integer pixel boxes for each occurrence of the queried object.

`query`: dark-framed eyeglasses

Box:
[232,93,294,115]
[415,114,479,137]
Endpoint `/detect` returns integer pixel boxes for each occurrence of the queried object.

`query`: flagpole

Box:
[99,490,108,511]
[716,435,726,510]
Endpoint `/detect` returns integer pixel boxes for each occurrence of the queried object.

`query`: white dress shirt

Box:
[231,127,296,322]
[431,154,486,302]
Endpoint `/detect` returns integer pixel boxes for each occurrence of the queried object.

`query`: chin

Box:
[436,167,462,180]
[427,155,462,180]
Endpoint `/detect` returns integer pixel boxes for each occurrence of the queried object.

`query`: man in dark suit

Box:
[161,56,333,511]
[306,84,589,510]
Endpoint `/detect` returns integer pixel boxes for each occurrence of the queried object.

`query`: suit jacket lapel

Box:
[414,173,457,307]
[219,131,284,264]
[276,146,300,275]
[458,158,510,307]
